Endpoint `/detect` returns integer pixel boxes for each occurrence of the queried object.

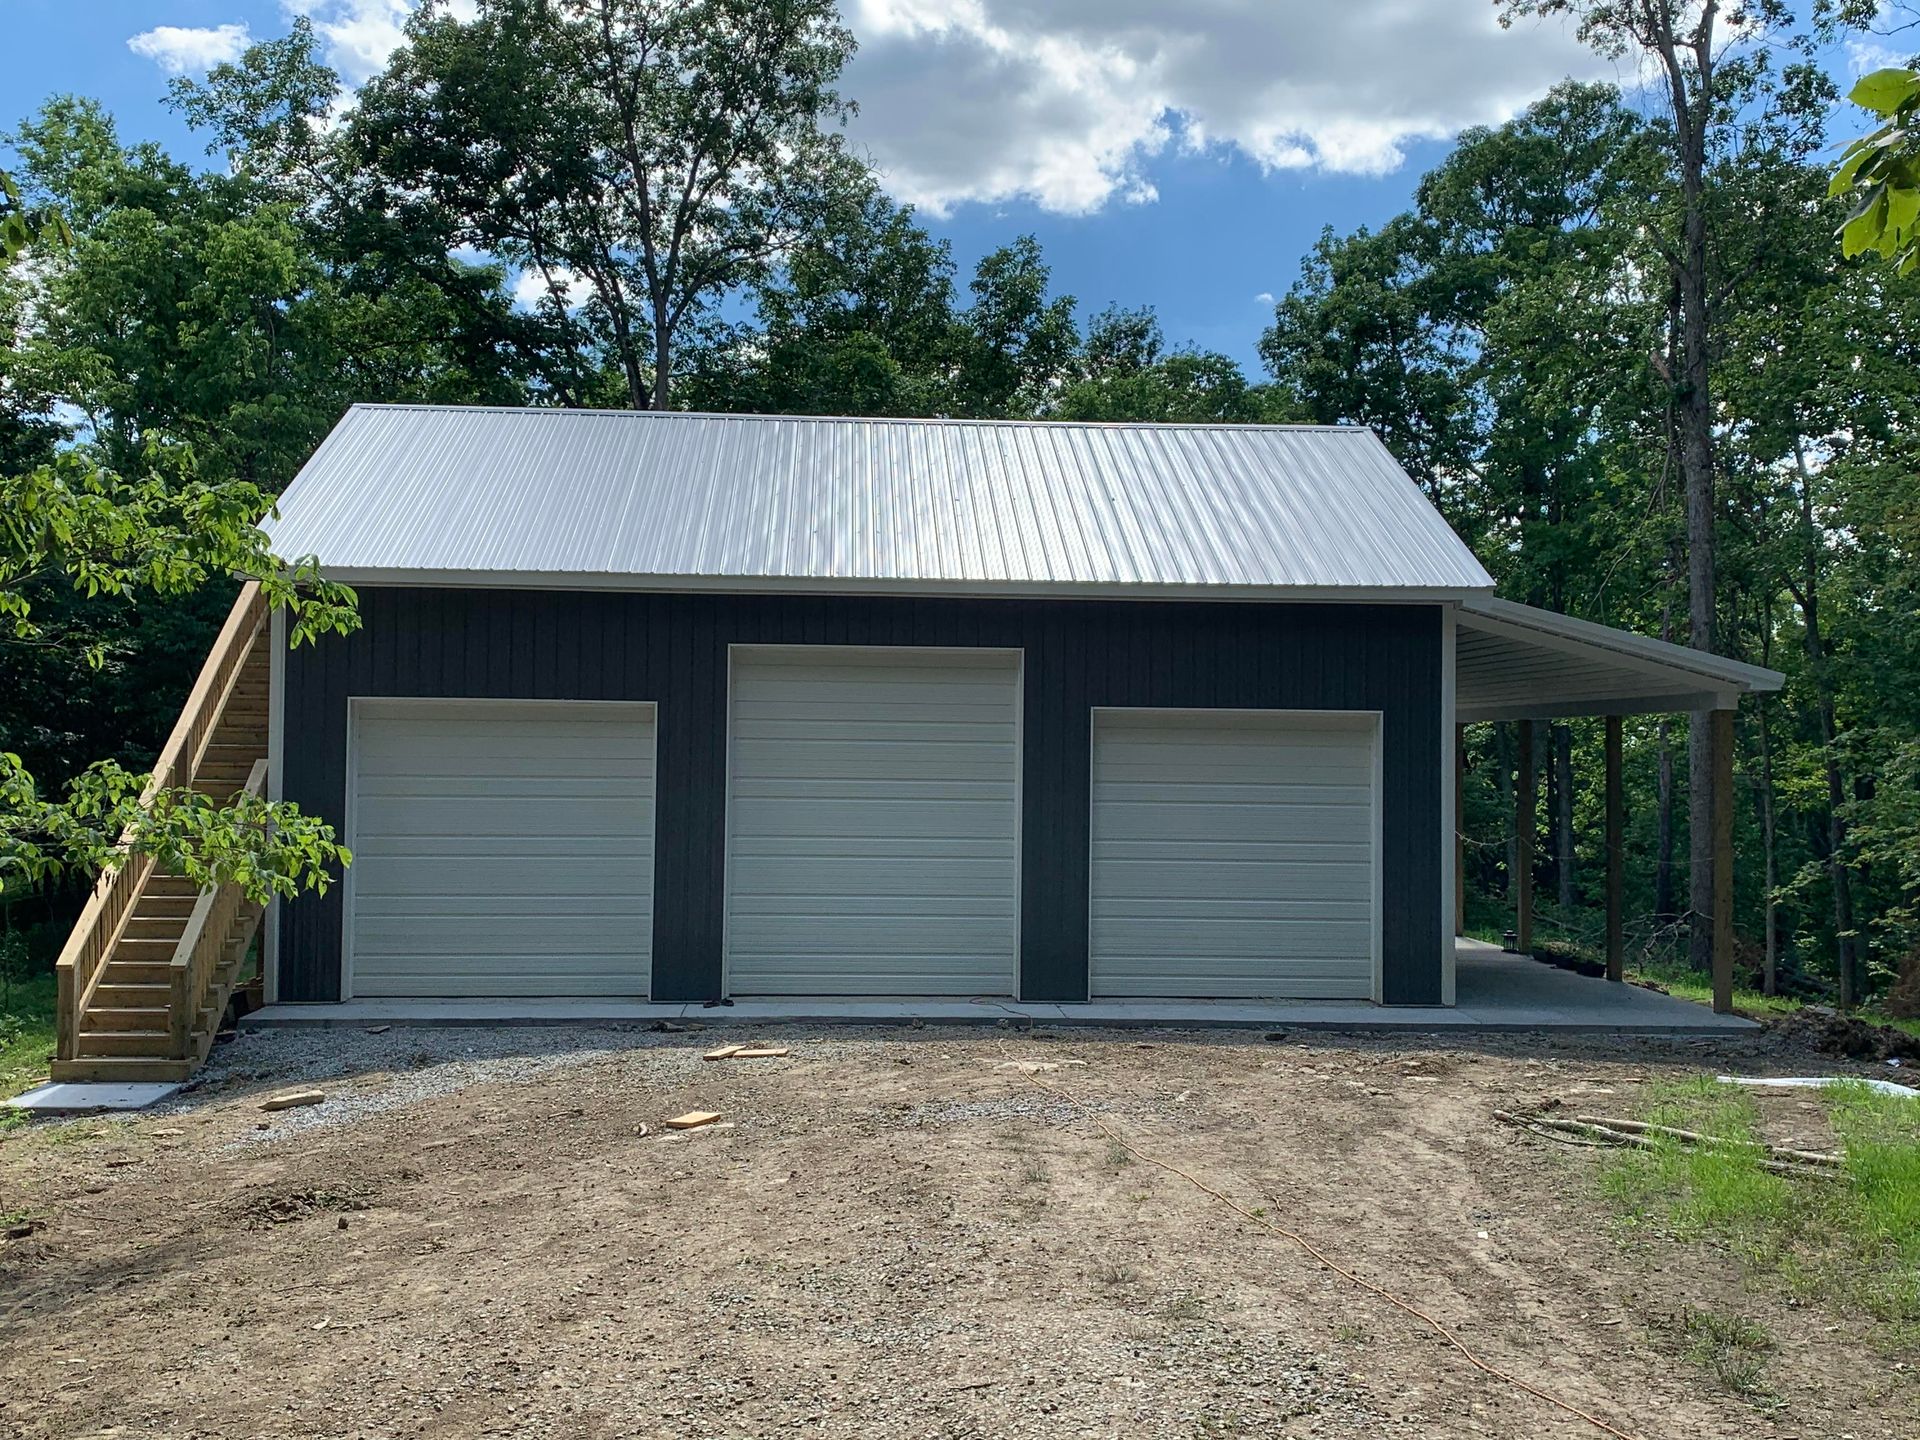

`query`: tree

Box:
[0,166,358,908]
[679,184,960,417]
[948,236,1082,418]
[1058,306,1277,423]
[1,97,516,811]
[335,0,863,410]
[1500,0,1827,979]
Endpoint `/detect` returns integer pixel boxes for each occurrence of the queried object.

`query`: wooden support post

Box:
[1515,719,1534,955]
[1605,715,1624,983]
[1712,707,1735,1014]
[1454,724,1466,937]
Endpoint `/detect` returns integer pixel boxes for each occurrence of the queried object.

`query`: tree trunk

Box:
[1793,441,1857,1007]
[1643,6,1719,981]
[1655,720,1677,925]
[1553,723,1576,910]
[650,315,673,410]
[1653,549,1681,928]
[1756,699,1779,996]
[1498,722,1516,905]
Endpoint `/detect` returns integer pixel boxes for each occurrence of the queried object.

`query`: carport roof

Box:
[1455,597,1783,720]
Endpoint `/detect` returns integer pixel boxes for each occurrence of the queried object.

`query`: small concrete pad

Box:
[6,1081,182,1114]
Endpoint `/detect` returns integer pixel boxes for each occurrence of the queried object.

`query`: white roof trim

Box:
[315,567,1488,604]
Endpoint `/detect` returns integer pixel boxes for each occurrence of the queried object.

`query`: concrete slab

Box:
[6,1081,183,1114]
[243,942,1755,1035]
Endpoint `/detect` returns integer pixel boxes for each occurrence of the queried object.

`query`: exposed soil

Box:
[2,1022,1915,1439]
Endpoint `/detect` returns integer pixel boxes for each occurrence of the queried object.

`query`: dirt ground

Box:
[2,1022,1915,1440]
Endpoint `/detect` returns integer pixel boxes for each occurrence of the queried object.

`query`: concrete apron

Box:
[6,1081,183,1114]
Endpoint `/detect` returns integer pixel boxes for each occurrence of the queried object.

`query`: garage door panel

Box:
[1093,967,1372,1000]
[360,925,652,960]
[354,889,648,918]
[732,783,1012,808]
[355,795,652,840]
[722,952,1013,996]
[1095,913,1372,942]
[1091,711,1377,1000]
[352,855,647,898]
[357,734,652,772]
[729,740,1013,783]
[1096,858,1373,903]
[729,798,1015,841]
[726,649,1019,996]
[352,967,644,998]
[1095,803,1373,845]
[730,914,1013,953]
[349,702,654,998]
[729,855,1013,897]
[357,774,653,801]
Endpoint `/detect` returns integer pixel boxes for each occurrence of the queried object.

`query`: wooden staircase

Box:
[52,584,272,1083]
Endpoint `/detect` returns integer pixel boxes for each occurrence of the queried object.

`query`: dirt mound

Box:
[1768,1006,1920,1063]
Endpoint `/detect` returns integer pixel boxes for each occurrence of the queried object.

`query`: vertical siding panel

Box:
[280,591,1443,1007]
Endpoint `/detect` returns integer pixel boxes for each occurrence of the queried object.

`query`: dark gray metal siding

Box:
[279,590,1445,1005]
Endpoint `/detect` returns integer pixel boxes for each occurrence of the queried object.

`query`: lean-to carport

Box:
[1448,597,1785,1012]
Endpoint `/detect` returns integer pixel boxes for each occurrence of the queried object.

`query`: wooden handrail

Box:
[54,582,269,1061]
[168,758,270,1059]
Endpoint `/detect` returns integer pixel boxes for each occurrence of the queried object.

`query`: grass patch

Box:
[1624,960,1920,1039]
[1600,1076,1920,1345]
[1648,1306,1776,1399]
[0,974,57,1102]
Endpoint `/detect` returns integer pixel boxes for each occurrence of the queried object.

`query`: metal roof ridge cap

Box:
[335,402,1376,434]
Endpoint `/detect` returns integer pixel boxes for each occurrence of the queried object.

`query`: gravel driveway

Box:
[2,1022,1913,1438]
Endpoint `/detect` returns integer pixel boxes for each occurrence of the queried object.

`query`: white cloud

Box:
[844,0,1613,215]
[513,265,583,312]
[132,1,1613,218]
[280,1,478,84]
[281,0,413,84]
[126,22,252,75]
[1254,291,1274,306]
[1846,37,1910,77]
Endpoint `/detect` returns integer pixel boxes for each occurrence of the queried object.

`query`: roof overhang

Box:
[310,567,1491,605]
[1454,597,1784,722]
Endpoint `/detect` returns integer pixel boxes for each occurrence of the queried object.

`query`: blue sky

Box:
[0,1,1886,374]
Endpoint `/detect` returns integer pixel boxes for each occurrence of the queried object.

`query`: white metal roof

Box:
[263,405,1495,598]
[1455,597,1784,720]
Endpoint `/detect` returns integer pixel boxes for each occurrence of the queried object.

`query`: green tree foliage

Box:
[0,165,357,907]
[1263,58,1920,1002]
[1831,67,1920,272]
[212,0,866,411]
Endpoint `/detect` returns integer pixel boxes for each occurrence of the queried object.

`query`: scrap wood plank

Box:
[260,1090,325,1112]
[731,1047,790,1059]
[702,1045,746,1061]
[666,1111,723,1130]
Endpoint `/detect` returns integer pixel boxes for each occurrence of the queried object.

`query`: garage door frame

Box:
[340,696,661,1001]
[720,644,1025,1000]
[1086,706,1383,1003]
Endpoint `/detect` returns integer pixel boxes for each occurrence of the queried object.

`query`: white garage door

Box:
[1090,710,1377,999]
[347,700,656,997]
[725,649,1020,995]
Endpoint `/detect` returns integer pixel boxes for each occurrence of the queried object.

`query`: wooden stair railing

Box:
[51,582,270,1081]
[169,759,270,1063]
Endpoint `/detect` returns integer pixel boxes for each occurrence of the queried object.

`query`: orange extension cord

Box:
[1020,1067,1642,1440]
